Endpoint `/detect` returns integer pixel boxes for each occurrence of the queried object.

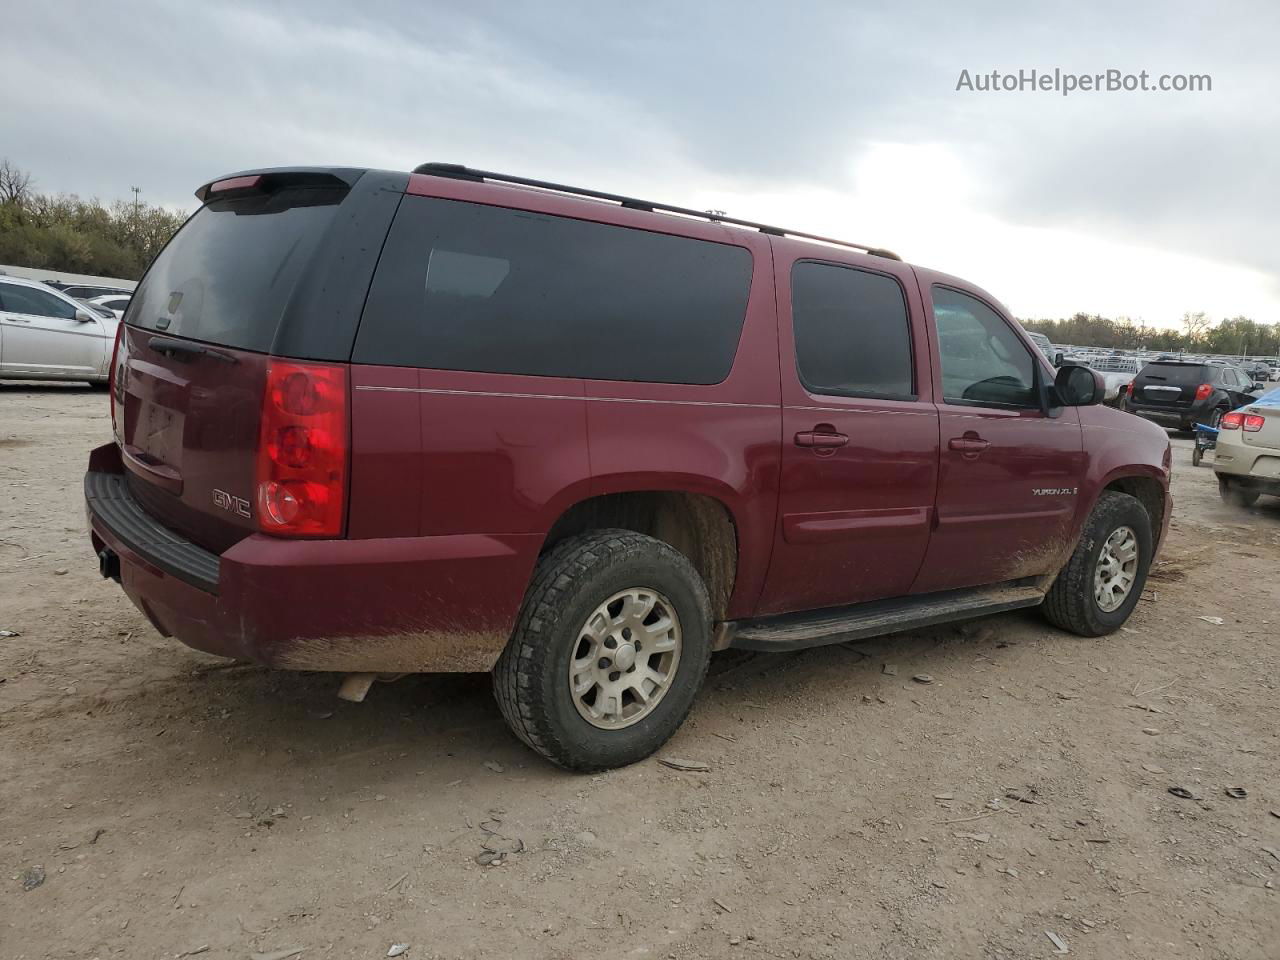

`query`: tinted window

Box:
[1139,363,1208,385]
[0,283,77,320]
[355,196,753,384]
[127,187,345,352]
[791,261,913,399]
[933,287,1037,407]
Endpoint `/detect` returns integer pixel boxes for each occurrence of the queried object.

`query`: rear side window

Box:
[0,283,77,319]
[127,187,345,352]
[790,261,913,399]
[354,196,753,384]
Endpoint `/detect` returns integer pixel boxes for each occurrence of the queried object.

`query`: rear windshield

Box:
[1139,363,1207,384]
[127,187,345,353]
[354,196,753,384]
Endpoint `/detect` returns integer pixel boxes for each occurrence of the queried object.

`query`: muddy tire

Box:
[493,530,712,771]
[1042,491,1153,637]
[1218,476,1260,508]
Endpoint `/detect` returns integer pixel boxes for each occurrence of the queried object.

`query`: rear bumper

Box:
[1127,402,1207,427]
[1212,432,1280,490]
[85,444,540,672]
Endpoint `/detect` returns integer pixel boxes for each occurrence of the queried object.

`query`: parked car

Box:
[88,293,132,319]
[1241,360,1273,384]
[0,275,118,386]
[1089,355,1142,407]
[1125,360,1264,431]
[1025,330,1063,366]
[85,164,1172,770]
[1214,388,1280,506]
[57,283,133,301]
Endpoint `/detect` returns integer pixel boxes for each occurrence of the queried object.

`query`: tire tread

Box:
[493,530,711,771]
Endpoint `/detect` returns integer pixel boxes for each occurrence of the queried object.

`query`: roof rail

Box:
[412,162,902,261]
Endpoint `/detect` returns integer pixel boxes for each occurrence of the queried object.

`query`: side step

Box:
[728,581,1046,653]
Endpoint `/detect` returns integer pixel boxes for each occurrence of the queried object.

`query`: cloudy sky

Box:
[5,0,1277,326]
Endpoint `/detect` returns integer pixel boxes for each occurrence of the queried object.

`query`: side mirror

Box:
[74,310,95,323]
[1251,382,1265,392]
[1054,364,1103,406]
[1054,351,1065,367]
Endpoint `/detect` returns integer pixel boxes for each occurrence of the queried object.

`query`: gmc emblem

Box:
[212,488,252,518]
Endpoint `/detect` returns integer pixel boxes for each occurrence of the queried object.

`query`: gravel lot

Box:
[2,384,1278,960]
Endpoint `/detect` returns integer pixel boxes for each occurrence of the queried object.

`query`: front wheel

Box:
[493,530,712,771]
[1042,491,1153,637]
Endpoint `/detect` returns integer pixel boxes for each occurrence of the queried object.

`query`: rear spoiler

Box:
[194,167,366,203]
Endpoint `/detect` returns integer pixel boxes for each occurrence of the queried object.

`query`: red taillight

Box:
[1220,412,1243,430]
[1194,383,1213,401]
[208,174,263,195]
[109,323,124,442]
[1242,413,1265,432]
[255,360,348,537]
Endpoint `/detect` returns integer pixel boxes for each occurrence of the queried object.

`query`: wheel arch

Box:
[1100,471,1168,551]
[541,490,740,620]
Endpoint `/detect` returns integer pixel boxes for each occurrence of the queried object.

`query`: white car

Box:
[0,276,118,387]
[1089,355,1142,406]
[1214,389,1280,507]
[88,293,132,319]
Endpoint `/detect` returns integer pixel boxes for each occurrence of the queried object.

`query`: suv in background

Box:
[1126,360,1263,431]
[85,164,1173,770]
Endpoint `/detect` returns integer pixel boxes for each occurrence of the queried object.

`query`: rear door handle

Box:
[795,429,849,449]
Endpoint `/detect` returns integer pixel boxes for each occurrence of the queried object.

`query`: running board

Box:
[727,582,1046,653]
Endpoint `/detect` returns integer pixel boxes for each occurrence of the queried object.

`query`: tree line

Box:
[1020,312,1280,357]
[0,158,187,280]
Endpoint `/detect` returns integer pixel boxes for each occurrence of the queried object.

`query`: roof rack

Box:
[412,162,902,261]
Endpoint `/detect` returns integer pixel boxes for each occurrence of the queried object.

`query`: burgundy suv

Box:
[86,164,1172,770]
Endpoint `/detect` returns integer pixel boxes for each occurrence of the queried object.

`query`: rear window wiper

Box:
[148,335,238,364]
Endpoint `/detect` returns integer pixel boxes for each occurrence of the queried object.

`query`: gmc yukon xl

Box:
[86,164,1173,770]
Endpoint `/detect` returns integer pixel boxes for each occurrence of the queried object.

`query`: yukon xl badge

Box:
[212,488,252,518]
[1032,487,1078,497]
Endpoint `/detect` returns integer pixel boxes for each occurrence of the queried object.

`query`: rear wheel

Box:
[1042,491,1153,637]
[1218,476,1260,508]
[493,530,712,771]
[1191,444,1203,467]
[1205,406,1227,430]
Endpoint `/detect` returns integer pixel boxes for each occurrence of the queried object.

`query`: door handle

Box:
[4,317,31,323]
[795,428,849,449]
[948,435,990,455]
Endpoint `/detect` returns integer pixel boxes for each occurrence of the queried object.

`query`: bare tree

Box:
[0,158,34,206]
[1181,311,1211,342]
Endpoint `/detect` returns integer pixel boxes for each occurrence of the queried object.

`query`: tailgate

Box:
[116,326,267,553]
[112,170,402,553]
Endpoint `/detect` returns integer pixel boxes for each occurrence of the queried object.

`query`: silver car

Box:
[0,276,118,387]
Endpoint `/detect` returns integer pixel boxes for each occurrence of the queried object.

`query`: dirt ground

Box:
[2,384,1278,960]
